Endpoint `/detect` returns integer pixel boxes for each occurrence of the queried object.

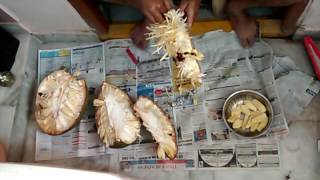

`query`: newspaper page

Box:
[192,31,284,169]
[36,30,287,169]
[104,39,138,100]
[113,40,196,170]
[114,31,287,170]
[275,70,320,121]
[36,44,106,161]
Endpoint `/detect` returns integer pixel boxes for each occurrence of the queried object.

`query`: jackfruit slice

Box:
[94,82,141,147]
[134,96,178,160]
[35,69,87,135]
[251,99,266,113]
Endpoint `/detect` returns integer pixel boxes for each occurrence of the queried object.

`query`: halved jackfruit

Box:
[94,82,141,148]
[35,69,87,135]
[134,97,178,160]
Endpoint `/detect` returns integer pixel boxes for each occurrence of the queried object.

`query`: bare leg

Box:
[130,18,152,49]
[282,0,309,36]
[0,144,6,162]
[226,0,309,47]
[102,0,150,49]
[227,4,257,47]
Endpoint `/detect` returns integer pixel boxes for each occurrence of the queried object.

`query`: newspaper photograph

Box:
[235,143,258,168]
[205,103,230,142]
[174,106,208,146]
[256,139,280,167]
[197,138,280,169]
[198,143,237,168]
[153,83,174,119]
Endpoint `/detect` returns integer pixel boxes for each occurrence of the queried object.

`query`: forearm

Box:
[101,0,137,7]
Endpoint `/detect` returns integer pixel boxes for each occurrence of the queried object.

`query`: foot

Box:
[230,12,258,48]
[130,19,151,49]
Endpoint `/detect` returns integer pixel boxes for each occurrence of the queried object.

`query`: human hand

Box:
[135,0,173,23]
[226,0,258,47]
[179,0,201,28]
[229,12,257,48]
[130,19,152,49]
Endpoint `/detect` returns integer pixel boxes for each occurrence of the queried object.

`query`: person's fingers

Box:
[246,38,252,48]
[153,11,164,22]
[136,36,147,49]
[145,12,156,23]
[137,40,144,49]
[179,1,188,11]
[163,0,174,11]
[159,3,168,13]
[143,18,153,27]
[186,8,195,28]
[130,21,148,50]
[134,37,142,49]
[240,38,248,48]
[248,36,255,47]
[140,41,147,49]
[248,29,257,47]
[187,15,193,28]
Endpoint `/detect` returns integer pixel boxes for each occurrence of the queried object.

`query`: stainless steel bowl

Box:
[222,90,274,138]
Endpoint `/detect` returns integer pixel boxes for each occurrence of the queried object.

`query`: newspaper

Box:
[36,30,288,170]
[104,39,138,100]
[37,48,71,82]
[276,70,320,121]
[118,31,287,170]
[36,45,106,161]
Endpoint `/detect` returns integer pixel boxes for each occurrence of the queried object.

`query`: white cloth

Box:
[0,105,16,150]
